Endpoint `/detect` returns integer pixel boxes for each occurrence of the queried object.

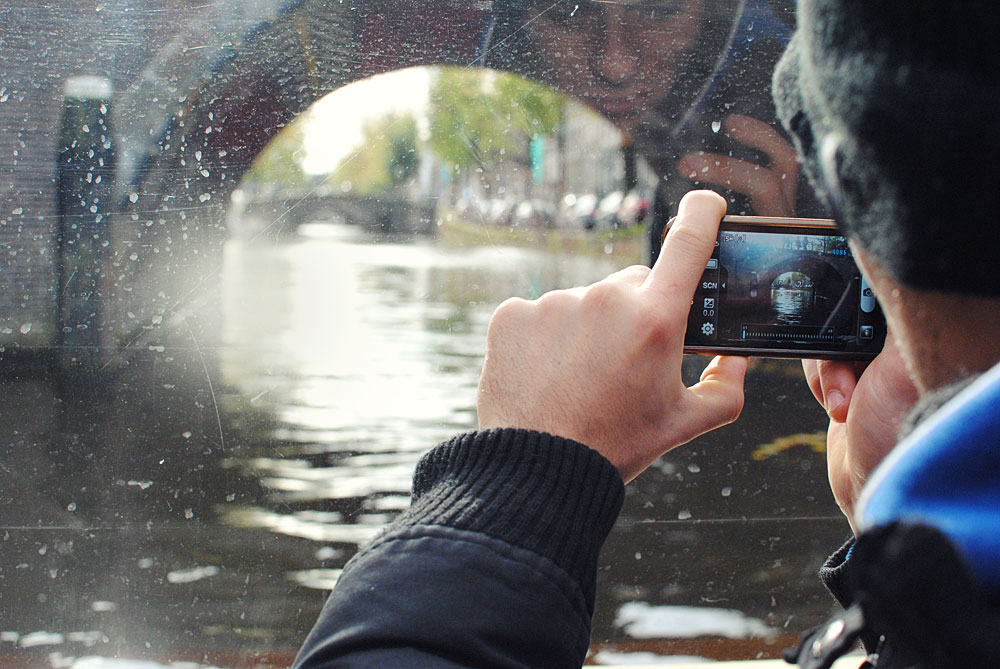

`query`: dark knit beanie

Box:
[772,0,1000,297]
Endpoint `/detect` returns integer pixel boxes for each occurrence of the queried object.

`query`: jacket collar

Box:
[858,362,1000,591]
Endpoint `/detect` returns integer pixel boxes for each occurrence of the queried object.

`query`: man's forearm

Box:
[294,429,625,668]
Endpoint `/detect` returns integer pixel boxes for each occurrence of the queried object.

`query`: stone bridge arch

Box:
[2,1,796,352]
[113,1,496,345]
[757,254,850,305]
[739,252,855,330]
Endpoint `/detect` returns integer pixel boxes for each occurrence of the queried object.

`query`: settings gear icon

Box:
[700,322,715,336]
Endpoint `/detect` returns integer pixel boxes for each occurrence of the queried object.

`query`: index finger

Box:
[644,190,726,318]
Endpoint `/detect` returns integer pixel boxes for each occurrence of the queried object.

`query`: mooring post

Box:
[56,76,115,372]
[622,134,638,193]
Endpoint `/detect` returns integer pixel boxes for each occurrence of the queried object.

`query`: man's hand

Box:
[477,191,748,483]
[678,115,799,216]
[802,334,919,534]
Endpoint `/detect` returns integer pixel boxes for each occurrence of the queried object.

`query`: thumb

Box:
[816,360,859,423]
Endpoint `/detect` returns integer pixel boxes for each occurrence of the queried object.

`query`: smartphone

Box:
[668,216,887,360]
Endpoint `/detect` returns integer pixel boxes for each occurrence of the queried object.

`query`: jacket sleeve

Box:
[293,428,626,669]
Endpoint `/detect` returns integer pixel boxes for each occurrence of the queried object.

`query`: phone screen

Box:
[683,217,886,359]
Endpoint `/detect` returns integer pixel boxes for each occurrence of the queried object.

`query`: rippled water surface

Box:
[772,288,815,325]
[1,222,850,666]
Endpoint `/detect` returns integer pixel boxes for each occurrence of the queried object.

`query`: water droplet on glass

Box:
[711,120,722,133]
[677,509,692,520]
[721,487,732,497]
[184,509,194,519]
[19,323,31,334]
[129,192,139,203]
[67,502,76,512]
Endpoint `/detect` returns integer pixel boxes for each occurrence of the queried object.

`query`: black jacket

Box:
[294,429,624,668]
[787,524,1000,669]
[295,428,1000,668]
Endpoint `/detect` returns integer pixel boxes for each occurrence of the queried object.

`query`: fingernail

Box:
[825,390,844,415]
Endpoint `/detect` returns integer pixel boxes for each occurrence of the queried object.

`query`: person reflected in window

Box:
[485,0,815,255]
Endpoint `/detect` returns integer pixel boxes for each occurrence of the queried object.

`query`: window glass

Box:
[1,2,845,666]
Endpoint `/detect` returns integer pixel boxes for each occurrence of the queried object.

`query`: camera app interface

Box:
[687,227,885,356]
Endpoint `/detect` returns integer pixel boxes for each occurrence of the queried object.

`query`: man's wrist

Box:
[404,428,626,603]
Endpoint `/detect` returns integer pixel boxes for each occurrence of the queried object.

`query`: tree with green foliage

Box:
[387,116,420,186]
[427,68,564,178]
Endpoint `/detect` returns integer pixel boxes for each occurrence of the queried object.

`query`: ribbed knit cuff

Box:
[403,428,626,605]
[819,537,857,610]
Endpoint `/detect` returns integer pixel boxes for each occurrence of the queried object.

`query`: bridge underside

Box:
[1,1,502,353]
[111,1,494,355]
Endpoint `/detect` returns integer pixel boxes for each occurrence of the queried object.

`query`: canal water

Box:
[1,221,849,666]
[772,287,816,326]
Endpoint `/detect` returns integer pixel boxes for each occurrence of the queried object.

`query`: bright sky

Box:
[301,67,432,175]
